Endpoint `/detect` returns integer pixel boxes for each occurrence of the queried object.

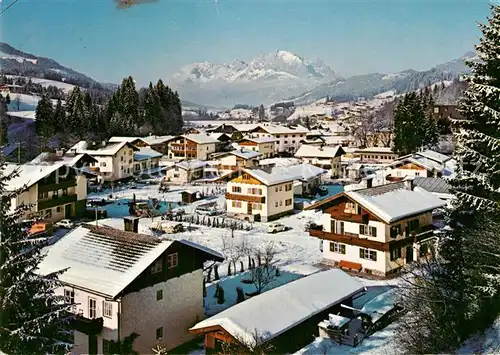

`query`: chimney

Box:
[403,177,414,191]
[124,216,139,233]
[101,141,107,147]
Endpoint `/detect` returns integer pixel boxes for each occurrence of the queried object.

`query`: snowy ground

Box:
[6,75,77,93]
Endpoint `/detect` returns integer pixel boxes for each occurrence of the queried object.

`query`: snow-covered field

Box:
[6,75,76,93]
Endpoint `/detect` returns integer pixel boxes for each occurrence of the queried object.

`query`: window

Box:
[45,209,52,219]
[407,219,420,233]
[38,191,48,199]
[284,141,288,144]
[62,188,68,196]
[129,150,132,155]
[232,186,241,193]
[279,186,283,191]
[53,190,58,198]
[151,259,163,274]
[103,301,113,318]
[275,187,278,192]
[285,184,292,191]
[434,107,439,113]
[232,201,242,208]
[120,156,124,162]
[103,339,113,354]
[173,173,179,178]
[156,290,163,301]
[329,242,346,254]
[156,327,163,340]
[167,253,178,269]
[390,248,402,261]
[279,200,283,206]
[285,198,292,206]
[88,298,97,319]
[390,224,402,238]
[415,172,420,176]
[206,146,209,150]
[292,134,296,138]
[359,248,377,261]
[275,201,278,207]
[64,289,74,304]
[100,162,106,167]
[359,225,377,237]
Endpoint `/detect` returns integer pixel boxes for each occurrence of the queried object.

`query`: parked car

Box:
[195,207,219,216]
[54,219,74,229]
[267,223,287,234]
[172,208,186,216]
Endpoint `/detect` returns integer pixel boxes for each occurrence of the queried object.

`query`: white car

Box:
[267,223,287,234]
[54,219,74,229]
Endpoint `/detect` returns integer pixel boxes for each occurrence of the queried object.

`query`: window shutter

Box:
[371,251,377,261]
[371,227,377,238]
[359,248,364,258]
[359,225,364,235]
[341,245,346,254]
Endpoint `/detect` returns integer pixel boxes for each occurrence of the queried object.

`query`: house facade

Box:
[226,168,296,222]
[69,141,139,182]
[354,147,398,164]
[294,145,345,178]
[5,163,89,223]
[385,150,453,182]
[235,137,277,158]
[307,182,446,277]
[37,223,223,355]
[133,147,163,175]
[164,160,207,184]
[247,124,309,154]
[167,134,218,161]
[215,150,261,169]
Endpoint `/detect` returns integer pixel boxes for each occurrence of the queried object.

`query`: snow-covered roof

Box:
[29,152,98,166]
[174,160,208,171]
[411,177,452,194]
[108,136,142,143]
[208,133,231,141]
[327,314,351,328]
[37,225,174,298]
[243,167,297,186]
[272,163,326,181]
[182,133,219,144]
[356,147,395,154]
[232,123,260,132]
[416,150,451,164]
[255,124,309,135]
[388,156,442,172]
[71,141,139,156]
[360,288,397,323]
[3,162,68,190]
[190,269,364,345]
[141,135,175,145]
[134,147,163,161]
[308,182,446,223]
[240,136,278,144]
[230,149,262,160]
[295,144,345,159]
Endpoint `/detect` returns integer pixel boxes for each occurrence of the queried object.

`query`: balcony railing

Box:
[328,208,369,224]
[72,315,103,335]
[225,193,265,204]
[310,229,388,251]
[38,194,77,210]
[38,179,77,193]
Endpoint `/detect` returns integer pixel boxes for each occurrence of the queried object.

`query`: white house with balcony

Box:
[36,222,223,354]
[225,168,297,222]
[294,144,345,178]
[306,182,446,277]
[246,124,309,154]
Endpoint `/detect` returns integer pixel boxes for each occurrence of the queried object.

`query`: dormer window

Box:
[151,259,163,274]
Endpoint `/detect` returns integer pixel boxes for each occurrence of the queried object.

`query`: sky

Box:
[1,0,494,86]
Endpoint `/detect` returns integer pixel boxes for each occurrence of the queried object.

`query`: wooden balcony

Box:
[72,315,103,335]
[310,229,388,252]
[225,193,265,203]
[326,207,369,224]
[38,179,77,193]
[38,194,77,210]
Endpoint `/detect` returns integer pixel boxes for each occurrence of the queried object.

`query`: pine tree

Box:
[35,94,54,150]
[393,92,426,154]
[0,159,73,354]
[258,104,265,121]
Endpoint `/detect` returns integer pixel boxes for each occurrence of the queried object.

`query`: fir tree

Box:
[0,159,73,354]
[258,104,265,121]
[35,94,54,150]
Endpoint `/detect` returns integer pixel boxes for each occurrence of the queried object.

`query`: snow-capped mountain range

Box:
[173,50,336,84]
[172,50,475,107]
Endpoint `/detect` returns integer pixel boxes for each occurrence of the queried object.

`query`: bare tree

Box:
[217,328,274,355]
[221,233,248,274]
[250,242,278,294]
[152,339,168,355]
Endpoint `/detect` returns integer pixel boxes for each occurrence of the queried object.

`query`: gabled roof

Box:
[30,152,98,166]
[208,133,232,141]
[230,150,261,160]
[173,160,208,171]
[272,163,326,181]
[416,150,451,164]
[242,167,297,186]
[294,144,345,159]
[3,162,76,190]
[239,137,278,144]
[182,133,219,144]
[252,124,309,135]
[306,182,446,224]
[134,147,163,161]
[108,136,145,144]
[141,135,175,145]
[72,141,139,156]
[411,177,452,194]
[37,224,223,298]
[190,269,364,346]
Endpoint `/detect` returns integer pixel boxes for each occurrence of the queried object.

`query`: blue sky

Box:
[1,0,493,86]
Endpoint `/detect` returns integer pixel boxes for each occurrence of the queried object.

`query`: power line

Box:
[0,0,21,16]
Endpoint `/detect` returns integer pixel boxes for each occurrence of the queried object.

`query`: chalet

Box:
[247,124,309,154]
[189,269,365,354]
[226,168,297,222]
[4,162,91,222]
[214,149,261,169]
[271,163,326,196]
[108,136,174,154]
[164,160,207,184]
[68,141,140,182]
[234,137,277,158]
[133,147,163,174]
[166,134,218,161]
[294,145,345,178]
[354,147,398,164]
[37,223,224,355]
[306,182,446,277]
[385,150,453,181]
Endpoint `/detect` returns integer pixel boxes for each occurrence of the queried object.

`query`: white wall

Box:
[266,182,294,217]
[165,167,188,184]
[196,143,216,161]
[322,240,387,275]
[120,270,204,353]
